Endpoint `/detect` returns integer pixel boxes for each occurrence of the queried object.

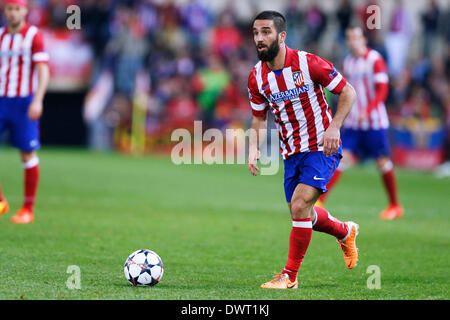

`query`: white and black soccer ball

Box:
[124,249,164,286]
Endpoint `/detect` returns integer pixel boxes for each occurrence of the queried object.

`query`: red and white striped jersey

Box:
[248,46,347,159]
[0,23,49,98]
[342,48,389,130]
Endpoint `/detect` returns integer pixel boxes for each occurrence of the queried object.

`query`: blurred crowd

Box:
[1,0,449,161]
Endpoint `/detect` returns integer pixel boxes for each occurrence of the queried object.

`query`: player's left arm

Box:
[28,30,50,121]
[324,82,356,156]
[307,53,356,156]
[367,57,389,114]
[28,63,50,121]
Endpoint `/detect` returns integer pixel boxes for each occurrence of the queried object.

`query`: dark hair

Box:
[253,11,286,33]
[346,24,367,39]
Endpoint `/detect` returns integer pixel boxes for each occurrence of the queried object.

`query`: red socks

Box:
[282,218,312,282]
[281,209,350,282]
[312,206,349,241]
[318,168,342,203]
[382,169,399,206]
[23,157,40,211]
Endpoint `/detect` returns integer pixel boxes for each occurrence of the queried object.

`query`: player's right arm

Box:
[248,114,267,176]
[247,68,268,176]
[307,53,356,156]
[28,30,50,121]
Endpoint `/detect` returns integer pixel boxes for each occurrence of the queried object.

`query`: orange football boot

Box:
[11,207,34,224]
[0,199,9,215]
[379,204,404,220]
[338,222,359,269]
[260,273,298,289]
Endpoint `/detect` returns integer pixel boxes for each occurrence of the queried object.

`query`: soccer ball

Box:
[124,249,164,286]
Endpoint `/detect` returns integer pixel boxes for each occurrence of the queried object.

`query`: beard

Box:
[256,36,280,62]
[7,17,22,29]
[9,21,21,28]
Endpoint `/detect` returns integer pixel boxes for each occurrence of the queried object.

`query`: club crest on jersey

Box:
[292,71,304,87]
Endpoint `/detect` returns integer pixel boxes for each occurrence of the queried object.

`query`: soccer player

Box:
[247,11,358,289]
[0,0,50,223]
[316,26,403,220]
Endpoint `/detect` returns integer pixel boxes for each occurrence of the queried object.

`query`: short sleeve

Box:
[248,69,268,117]
[31,30,49,64]
[307,53,347,94]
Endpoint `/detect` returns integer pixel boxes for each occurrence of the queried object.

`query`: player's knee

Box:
[337,160,349,171]
[290,198,313,219]
[20,151,37,163]
[341,151,356,167]
[376,157,393,173]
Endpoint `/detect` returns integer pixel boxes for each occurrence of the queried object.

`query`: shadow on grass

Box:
[112,279,259,291]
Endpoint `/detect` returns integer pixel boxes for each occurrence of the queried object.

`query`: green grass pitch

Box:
[0,147,448,299]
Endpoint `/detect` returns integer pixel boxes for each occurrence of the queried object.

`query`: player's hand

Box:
[358,109,369,122]
[248,148,261,176]
[28,99,43,121]
[359,100,376,123]
[320,125,340,157]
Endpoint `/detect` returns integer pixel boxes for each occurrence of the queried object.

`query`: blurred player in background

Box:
[0,0,50,223]
[248,11,358,289]
[317,26,403,220]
